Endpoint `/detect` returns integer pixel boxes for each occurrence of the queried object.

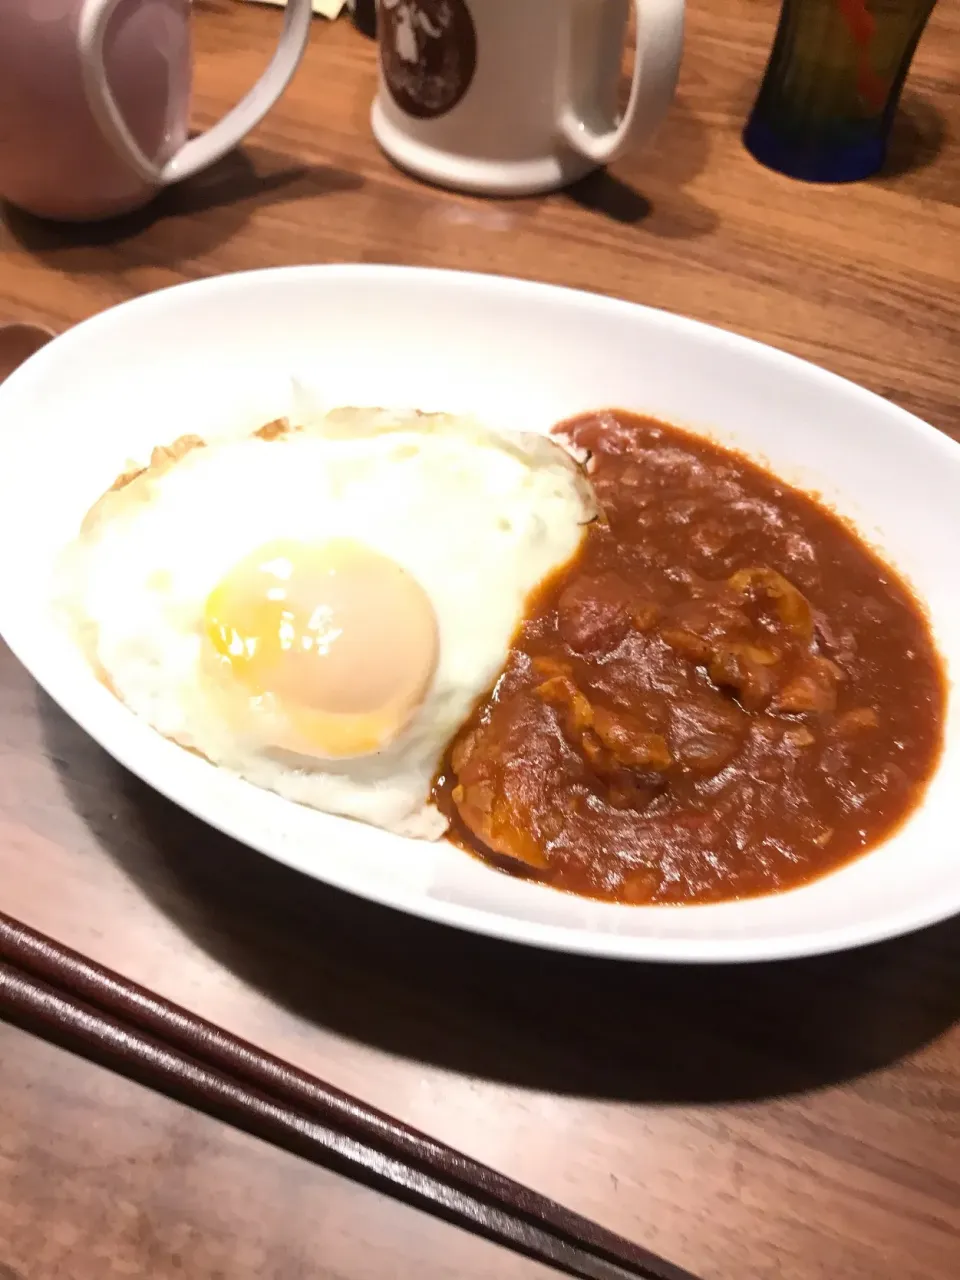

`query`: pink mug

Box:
[0,0,313,222]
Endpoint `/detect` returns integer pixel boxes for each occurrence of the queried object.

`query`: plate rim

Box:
[1,262,958,964]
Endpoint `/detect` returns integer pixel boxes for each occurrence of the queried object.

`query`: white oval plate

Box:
[0,265,957,963]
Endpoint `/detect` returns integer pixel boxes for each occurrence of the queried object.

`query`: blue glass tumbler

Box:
[744,0,938,182]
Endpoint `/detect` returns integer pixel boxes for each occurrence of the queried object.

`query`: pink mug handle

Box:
[76,0,314,186]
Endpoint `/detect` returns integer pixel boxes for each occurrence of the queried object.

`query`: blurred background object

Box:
[243,0,347,13]
[350,0,377,37]
[744,0,938,181]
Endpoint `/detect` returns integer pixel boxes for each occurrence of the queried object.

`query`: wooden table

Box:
[0,3,958,1277]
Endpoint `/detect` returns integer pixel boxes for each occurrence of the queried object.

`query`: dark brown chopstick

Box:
[0,911,699,1280]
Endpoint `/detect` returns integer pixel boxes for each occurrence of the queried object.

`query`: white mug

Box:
[371,0,685,196]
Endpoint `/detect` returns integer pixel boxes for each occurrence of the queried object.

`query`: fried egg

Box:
[59,408,596,837]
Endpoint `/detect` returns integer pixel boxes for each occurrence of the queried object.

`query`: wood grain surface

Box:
[0,2,958,1279]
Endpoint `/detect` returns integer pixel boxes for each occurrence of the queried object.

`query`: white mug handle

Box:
[559,0,684,166]
[77,0,314,187]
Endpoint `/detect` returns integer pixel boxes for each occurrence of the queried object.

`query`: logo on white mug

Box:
[379,0,477,120]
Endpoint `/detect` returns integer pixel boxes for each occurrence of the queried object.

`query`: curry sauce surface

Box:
[435,412,946,905]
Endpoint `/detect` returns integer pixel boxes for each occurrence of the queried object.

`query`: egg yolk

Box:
[203,538,439,758]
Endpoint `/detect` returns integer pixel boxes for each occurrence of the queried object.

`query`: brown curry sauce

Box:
[433,412,946,905]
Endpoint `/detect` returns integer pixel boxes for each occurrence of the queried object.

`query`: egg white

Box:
[58,409,595,838]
